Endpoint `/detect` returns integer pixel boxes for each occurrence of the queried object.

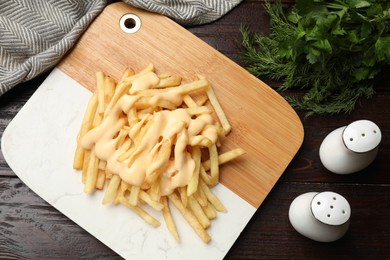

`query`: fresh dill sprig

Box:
[241,0,390,115]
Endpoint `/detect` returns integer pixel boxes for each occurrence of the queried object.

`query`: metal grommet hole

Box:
[120,14,141,34]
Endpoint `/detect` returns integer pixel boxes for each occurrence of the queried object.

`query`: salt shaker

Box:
[288,191,351,242]
[319,120,381,174]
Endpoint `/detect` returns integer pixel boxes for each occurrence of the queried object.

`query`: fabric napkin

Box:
[0,0,241,96]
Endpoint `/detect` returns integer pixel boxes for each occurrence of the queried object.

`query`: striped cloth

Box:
[0,0,241,96]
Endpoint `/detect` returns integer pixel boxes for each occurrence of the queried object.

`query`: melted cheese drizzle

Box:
[80,72,218,195]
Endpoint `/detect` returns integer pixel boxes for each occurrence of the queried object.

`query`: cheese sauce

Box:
[80,72,218,195]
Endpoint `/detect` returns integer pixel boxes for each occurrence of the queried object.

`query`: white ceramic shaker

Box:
[289,191,351,242]
[319,120,382,174]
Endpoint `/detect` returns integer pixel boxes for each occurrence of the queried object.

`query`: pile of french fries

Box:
[73,64,245,243]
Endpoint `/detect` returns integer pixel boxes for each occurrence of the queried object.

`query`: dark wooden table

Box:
[1,1,389,259]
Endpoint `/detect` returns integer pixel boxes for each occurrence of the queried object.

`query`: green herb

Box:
[241,0,390,115]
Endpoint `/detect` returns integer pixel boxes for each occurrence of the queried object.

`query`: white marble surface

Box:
[2,68,257,260]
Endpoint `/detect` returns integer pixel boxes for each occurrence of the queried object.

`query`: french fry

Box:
[96,72,106,114]
[95,170,106,190]
[188,195,211,229]
[202,203,217,220]
[128,186,140,206]
[139,78,208,96]
[84,148,99,193]
[199,179,227,213]
[161,196,180,242]
[104,81,131,117]
[185,106,210,116]
[146,139,171,184]
[208,144,219,186]
[102,175,121,205]
[189,136,212,147]
[81,149,91,184]
[104,76,116,109]
[193,184,208,207]
[139,190,163,211]
[187,146,201,196]
[104,64,154,117]
[119,68,135,83]
[202,148,246,171]
[149,180,160,202]
[120,197,160,227]
[206,82,232,135]
[168,193,211,243]
[157,75,182,88]
[114,181,130,205]
[183,94,197,108]
[73,93,98,170]
[178,186,188,208]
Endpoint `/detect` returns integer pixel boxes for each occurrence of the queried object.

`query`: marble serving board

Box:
[2,3,304,259]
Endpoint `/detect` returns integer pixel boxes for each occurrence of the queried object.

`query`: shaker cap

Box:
[342,120,381,153]
[311,191,351,226]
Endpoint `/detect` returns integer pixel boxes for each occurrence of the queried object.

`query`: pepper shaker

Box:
[319,120,381,174]
[288,191,351,242]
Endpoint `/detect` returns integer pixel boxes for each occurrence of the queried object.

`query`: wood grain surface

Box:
[57,2,303,208]
[1,0,389,259]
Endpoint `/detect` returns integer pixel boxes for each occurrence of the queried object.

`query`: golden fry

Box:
[161,196,180,242]
[199,179,227,213]
[81,149,91,184]
[73,93,98,170]
[129,186,140,206]
[95,170,106,190]
[178,186,188,208]
[187,146,201,196]
[185,106,210,116]
[157,75,182,88]
[208,144,219,186]
[84,148,99,193]
[202,148,246,171]
[206,82,231,135]
[202,203,217,220]
[96,72,106,114]
[120,197,160,227]
[188,195,211,229]
[183,94,197,108]
[139,190,163,211]
[102,175,121,205]
[168,193,211,243]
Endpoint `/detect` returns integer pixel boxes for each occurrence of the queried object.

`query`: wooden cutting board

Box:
[58,2,303,208]
[2,2,303,259]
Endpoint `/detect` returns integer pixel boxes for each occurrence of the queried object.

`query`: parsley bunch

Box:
[241,0,390,115]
